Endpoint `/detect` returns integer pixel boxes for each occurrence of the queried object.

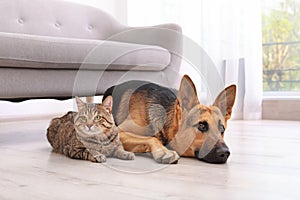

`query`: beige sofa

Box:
[0,0,182,101]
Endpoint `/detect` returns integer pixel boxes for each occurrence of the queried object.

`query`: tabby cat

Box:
[47,96,135,163]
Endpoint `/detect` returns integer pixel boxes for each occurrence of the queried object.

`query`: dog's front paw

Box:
[152,148,180,164]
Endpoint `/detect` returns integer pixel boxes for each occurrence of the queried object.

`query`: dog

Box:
[102,75,236,164]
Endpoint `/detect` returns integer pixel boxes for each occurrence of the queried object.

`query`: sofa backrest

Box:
[0,0,124,40]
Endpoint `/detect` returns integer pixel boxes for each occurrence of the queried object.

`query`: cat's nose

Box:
[86,124,93,129]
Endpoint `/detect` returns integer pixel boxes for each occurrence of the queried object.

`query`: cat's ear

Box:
[75,96,86,112]
[102,96,113,113]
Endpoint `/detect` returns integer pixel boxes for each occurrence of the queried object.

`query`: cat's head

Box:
[74,96,114,136]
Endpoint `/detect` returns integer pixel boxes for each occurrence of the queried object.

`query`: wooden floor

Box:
[1,119,300,200]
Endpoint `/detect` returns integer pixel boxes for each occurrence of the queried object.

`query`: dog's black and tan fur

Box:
[103,75,236,164]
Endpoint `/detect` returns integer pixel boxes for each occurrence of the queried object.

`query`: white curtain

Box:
[128,0,263,120]
[192,0,262,120]
[219,0,263,120]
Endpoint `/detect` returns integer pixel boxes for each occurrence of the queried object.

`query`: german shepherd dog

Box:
[102,75,236,164]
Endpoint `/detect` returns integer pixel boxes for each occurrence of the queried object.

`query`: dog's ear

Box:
[177,75,199,110]
[75,96,86,112]
[102,95,113,113]
[213,85,236,121]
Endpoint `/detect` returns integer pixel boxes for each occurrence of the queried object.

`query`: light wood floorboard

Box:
[0,119,300,199]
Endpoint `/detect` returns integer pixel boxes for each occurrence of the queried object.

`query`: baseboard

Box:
[0,98,73,123]
[0,96,104,123]
[262,99,300,121]
[0,113,65,123]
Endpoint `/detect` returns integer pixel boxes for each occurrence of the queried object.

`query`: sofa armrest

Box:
[111,23,183,73]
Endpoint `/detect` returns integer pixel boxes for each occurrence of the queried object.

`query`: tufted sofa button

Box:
[88,25,94,30]
[18,18,24,24]
[54,22,61,28]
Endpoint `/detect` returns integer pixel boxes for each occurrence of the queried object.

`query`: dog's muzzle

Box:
[196,140,230,164]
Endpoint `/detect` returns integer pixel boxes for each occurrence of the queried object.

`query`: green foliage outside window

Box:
[262,0,300,91]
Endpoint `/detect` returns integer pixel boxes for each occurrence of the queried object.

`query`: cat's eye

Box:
[94,115,102,121]
[198,121,209,132]
[80,116,87,122]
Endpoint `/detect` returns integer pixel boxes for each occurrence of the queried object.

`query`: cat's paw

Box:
[62,145,70,156]
[92,153,107,163]
[117,151,135,160]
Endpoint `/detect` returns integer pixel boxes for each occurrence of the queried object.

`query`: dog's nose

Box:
[197,141,230,164]
[215,146,230,161]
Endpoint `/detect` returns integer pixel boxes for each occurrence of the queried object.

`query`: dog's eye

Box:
[218,120,225,134]
[198,121,209,132]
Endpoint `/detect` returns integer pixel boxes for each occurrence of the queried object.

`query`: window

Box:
[262,0,300,94]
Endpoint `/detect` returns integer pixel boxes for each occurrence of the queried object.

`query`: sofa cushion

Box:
[0,32,171,71]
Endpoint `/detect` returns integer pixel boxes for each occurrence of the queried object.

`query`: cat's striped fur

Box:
[47,96,135,163]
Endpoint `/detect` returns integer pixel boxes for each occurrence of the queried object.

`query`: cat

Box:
[46,96,135,163]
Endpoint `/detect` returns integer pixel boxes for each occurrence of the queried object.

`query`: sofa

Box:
[0,0,182,101]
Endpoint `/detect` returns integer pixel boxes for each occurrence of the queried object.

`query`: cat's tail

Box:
[46,117,61,151]
[46,112,75,153]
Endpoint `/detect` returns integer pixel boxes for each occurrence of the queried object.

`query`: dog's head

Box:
[174,75,236,164]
